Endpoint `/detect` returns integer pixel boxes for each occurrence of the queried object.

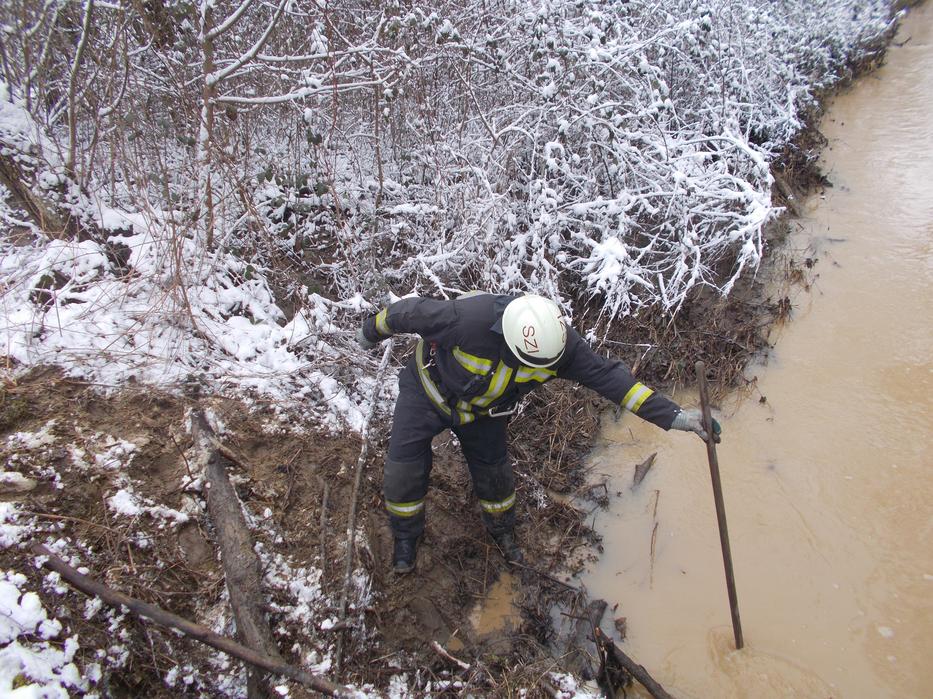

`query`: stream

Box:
[582,5,933,698]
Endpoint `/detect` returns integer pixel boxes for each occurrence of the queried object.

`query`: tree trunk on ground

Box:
[564,598,608,680]
[191,409,283,699]
[0,153,71,238]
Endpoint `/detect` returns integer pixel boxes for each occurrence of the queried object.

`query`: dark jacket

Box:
[363,293,679,428]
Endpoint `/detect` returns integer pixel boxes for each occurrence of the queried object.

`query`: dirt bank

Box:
[0,246,822,697]
[2,364,616,696]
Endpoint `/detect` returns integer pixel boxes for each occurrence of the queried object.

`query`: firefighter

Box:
[358,292,720,574]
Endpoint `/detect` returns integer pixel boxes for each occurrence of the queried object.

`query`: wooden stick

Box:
[335,338,395,672]
[594,627,675,699]
[772,172,802,217]
[695,361,744,650]
[22,511,120,534]
[510,560,580,592]
[431,640,471,670]
[319,477,330,564]
[30,543,353,697]
[565,598,608,680]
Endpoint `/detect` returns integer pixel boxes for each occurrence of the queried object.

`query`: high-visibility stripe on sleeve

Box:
[375,308,392,336]
[386,499,425,517]
[453,347,493,375]
[622,382,654,414]
[480,492,516,514]
[515,366,557,383]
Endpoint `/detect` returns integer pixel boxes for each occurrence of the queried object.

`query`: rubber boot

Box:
[492,530,524,565]
[392,537,418,574]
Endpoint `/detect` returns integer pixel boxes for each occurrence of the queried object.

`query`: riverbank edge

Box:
[492,0,918,686]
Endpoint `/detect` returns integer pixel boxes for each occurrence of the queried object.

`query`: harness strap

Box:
[415,339,453,418]
[415,340,516,424]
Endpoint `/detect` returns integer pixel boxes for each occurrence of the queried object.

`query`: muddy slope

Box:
[3,365,617,695]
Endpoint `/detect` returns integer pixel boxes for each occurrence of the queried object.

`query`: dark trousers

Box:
[384,364,516,539]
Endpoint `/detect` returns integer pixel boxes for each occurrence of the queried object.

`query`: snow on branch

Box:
[0,0,898,429]
[206,0,289,87]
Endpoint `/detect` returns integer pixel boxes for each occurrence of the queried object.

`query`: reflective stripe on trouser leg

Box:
[453,415,515,535]
[384,456,430,539]
[479,492,515,514]
[385,365,450,539]
[467,457,516,537]
[478,490,516,536]
[385,499,425,518]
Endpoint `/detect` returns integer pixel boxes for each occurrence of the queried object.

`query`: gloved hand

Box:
[671,408,722,443]
[356,327,379,350]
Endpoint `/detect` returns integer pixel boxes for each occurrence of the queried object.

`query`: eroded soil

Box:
[1,365,612,696]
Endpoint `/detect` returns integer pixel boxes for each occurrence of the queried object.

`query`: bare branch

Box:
[206,0,289,87]
[205,0,255,42]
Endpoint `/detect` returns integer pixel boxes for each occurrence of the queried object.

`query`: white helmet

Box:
[502,294,567,367]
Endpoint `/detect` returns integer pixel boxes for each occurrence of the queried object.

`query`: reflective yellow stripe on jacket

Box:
[415,339,451,417]
[453,347,493,375]
[622,382,654,414]
[375,308,392,336]
[469,361,514,408]
[415,341,521,423]
[515,366,556,383]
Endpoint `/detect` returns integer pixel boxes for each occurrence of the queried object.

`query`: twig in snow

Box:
[431,640,471,671]
[23,511,120,534]
[30,543,355,697]
[335,338,395,673]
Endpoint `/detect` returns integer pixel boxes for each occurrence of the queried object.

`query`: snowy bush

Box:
[0,0,896,421]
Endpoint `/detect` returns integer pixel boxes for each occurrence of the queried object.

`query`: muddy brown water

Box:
[582,6,933,699]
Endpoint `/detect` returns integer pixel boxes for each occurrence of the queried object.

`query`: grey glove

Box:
[671,408,722,443]
[356,327,379,350]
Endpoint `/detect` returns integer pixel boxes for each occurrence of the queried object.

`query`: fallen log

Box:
[564,598,608,680]
[30,543,353,697]
[594,626,676,699]
[191,409,283,698]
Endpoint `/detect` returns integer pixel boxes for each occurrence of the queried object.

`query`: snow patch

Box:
[0,503,26,548]
[106,487,189,524]
[0,570,86,696]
